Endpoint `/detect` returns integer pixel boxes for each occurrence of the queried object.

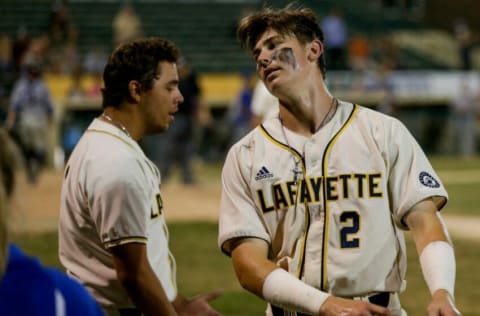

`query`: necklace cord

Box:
[315,97,338,132]
[101,112,132,138]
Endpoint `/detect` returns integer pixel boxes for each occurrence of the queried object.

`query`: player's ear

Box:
[128,80,142,103]
[306,39,323,63]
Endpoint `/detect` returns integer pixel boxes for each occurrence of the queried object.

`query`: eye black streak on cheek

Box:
[272,48,297,69]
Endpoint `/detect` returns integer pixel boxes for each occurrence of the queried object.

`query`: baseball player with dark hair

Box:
[218,5,462,316]
[58,38,221,316]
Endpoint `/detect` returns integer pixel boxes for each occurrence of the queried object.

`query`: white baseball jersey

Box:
[59,118,177,315]
[251,80,279,121]
[218,101,447,313]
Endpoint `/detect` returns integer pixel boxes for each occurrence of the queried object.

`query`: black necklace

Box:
[278,98,338,181]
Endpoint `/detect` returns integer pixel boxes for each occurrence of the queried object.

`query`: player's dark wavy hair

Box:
[237,4,326,78]
[102,37,180,108]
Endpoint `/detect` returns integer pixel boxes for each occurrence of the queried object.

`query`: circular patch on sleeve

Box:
[419,171,440,188]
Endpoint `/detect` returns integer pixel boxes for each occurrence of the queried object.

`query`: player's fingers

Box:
[208,308,222,316]
[369,303,391,315]
[199,289,223,302]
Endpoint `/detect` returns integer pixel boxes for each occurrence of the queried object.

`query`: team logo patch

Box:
[419,171,440,188]
[255,166,274,180]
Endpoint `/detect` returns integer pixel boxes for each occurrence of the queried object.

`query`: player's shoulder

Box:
[67,120,148,179]
[351,102,404,128]
[79,119,141,156]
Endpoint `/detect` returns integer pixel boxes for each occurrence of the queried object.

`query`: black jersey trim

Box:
[104,236,147,248]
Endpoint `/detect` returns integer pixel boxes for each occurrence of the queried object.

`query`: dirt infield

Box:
[9,169,480,242]
[9,169,222,233]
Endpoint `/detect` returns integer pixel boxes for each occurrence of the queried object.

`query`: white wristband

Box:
[262,268,330,315]
[419,241,456,296]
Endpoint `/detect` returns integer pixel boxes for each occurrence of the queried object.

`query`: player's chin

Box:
[152,121,169,133]
[265,75,283,91]
[158,115,174,130]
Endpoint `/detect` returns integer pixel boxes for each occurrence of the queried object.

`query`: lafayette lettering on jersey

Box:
[257,172,383,213]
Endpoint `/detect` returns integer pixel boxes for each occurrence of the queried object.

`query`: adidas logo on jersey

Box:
[255,166,274,180]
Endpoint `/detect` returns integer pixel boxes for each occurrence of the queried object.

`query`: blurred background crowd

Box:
[0,0,479,185]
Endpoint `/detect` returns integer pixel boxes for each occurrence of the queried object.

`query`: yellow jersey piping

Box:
[259,124,310,279]
[320,104,358,290]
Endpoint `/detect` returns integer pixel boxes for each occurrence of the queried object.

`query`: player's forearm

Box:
[406,200,457,299]
[406,199,451,254]
[119,266,177,316]
[231,238,277,296]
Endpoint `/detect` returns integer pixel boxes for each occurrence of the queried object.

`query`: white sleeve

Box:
[251,81,278,120]
[89,156,149,247]
[386,118,448,228]
[218,143,271,255]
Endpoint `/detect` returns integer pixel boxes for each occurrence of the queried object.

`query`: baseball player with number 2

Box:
[218,4,462,316]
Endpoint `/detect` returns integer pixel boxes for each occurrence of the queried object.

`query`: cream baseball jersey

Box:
[59,119,177,313]
[219,101,447,298]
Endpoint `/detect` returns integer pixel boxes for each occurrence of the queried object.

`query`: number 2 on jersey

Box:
[340,211,360,248]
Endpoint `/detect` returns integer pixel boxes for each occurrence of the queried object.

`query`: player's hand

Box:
[174,290,223,316]
[318,296,392,316]
[427,289,462,316]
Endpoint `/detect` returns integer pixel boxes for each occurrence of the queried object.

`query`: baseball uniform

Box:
[218,101,447,315]
[251,80,279,121]
[59,118,177,315]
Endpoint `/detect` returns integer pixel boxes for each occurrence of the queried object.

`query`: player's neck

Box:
[279,93,337,136]
[101,107,142,141]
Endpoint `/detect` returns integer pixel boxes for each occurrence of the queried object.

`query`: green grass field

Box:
[9,156,480,315]
[11,224,480,316]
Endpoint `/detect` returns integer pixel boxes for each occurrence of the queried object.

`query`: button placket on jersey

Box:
[304,138,324,220]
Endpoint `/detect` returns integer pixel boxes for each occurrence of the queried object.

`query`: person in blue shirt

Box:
[0,127,104,316]
[6,57,54,183]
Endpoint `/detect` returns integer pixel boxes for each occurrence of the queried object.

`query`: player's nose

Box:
[256,50,272,70]
[175,90,184,104]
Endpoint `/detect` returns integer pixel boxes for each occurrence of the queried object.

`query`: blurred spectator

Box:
[112,3,144,48]
[50,40,80,74]
[0,128,105,316]
[142,57,205,184]
[85,71,103,99]
[450,79,479,158]
[372,34,407,70]
[0,34,15,124]
[82,46,108,75]
[48,1,79,74]
[453,19,474,71]
[321,7,348,70]
[67,69,87,101]
[250,80,278,127]
[11,26,30,76]
[347,32,371,72]
[376,60,397,116]
[229,71,255,144]
[6,57,54,184]
[62,70,87,162]
[48,1,77,49]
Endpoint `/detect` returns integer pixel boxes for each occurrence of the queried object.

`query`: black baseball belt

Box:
[118,308,142,316]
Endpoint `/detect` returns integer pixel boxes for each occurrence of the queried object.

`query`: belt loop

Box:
[368,292,390,307]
